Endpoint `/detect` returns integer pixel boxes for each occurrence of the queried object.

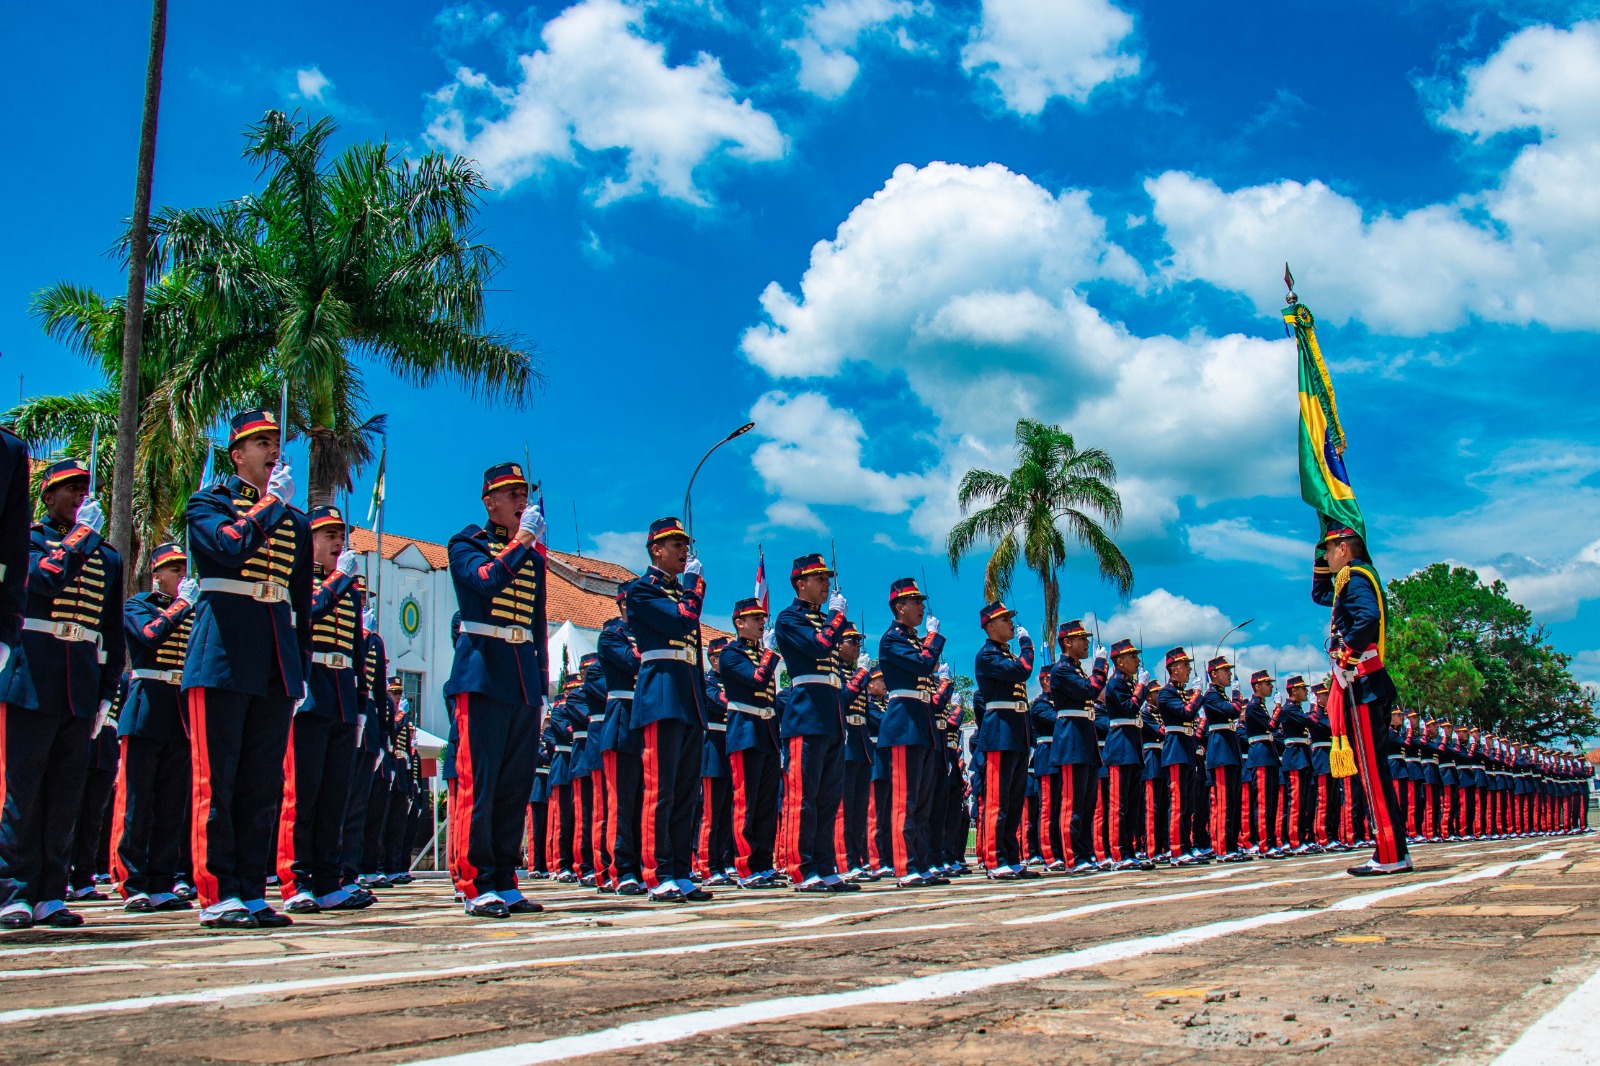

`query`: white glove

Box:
[93,699,112,736]
[0,643,8,675]
[177,577,201,605]
[762,626,777,652]
[684,556,703,578]
[858,653,871,671]
[827,591,847,615]
[75,497,104,534]
[926,615,941,637]
[267,461,295,505]
[1016,625,1030,643]
[937,662,951,681]
[363,606,378,631]
[336,549,358,574]
[518,504,546,546]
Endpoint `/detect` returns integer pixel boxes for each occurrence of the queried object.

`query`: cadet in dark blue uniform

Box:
[1137,682,1165,861]
[834,623,874,880]
[1313,526,1410,875]
[1241,669,1282,858]
[876,578,945,887]
[341,606,388,888]
[69,676,126,899]
[1028,668,1064,870]
[1048,620,1103,874]
[570,652,604,885]
[1155,648,1202,864]
[626,517,707,903]
[1277,675,1317,852]
[1198,656,1245,862]
[972,600,1034,878]
[1306,679,1339,849]
[276,505,369,913]
[721,598,782,888]
[544,680,580,880]
[1,458,126,929]
[595,590,643,893]
[526,726,552,876]
[112,542,196,912]
[443,462,549,917]
[182,411,310,928]
[697,638,734,886]
[1099,639,1150,869]
[774,553,853,893]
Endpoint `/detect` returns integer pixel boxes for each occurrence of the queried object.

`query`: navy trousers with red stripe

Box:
[339,748,381,883]
[885,744,936,877]
[782,734,845,882]
[276,713,357,900]
[0,706,93,910]
[69,766,118,890]
[640,720,702,888]
[729,748,780,877]
[1106,764,1141,861]
[696,775,732,876]
[980,749,1026,870]
[604,750,643,884]
[1344,699,1409,865]
[185,689,293,908]
[1058,762,1098,866]
[113,733,190,898]
[840,762,871,873]
[449,693,539,899]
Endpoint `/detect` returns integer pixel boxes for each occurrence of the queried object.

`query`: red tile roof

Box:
[348,527,728,640]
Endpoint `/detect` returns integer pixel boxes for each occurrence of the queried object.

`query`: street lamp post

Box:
[682,421,755,539]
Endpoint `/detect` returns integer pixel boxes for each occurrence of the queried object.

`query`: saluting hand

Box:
[177,577,201,606]
[827,590,847,616]
[1016,625,1030,643]
[684,556,704,579]
[267,461,295,505]
[517,504,546,548]
[336,549,358,575]
[926,615,941,637]
[75,496,104,534]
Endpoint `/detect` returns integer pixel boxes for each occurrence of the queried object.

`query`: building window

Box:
[398,670,424,725]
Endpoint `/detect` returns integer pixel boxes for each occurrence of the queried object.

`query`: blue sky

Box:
[7,0,1600,693]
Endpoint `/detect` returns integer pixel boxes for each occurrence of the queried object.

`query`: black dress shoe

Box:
[616,880,647,896]
[284,897,322,914]
[465,898,511,918]
[0,910,33,930]
[153,897,194,912]
[124,896,156,913]
[647,886,686,903]
[794,880,832,893]
[683,887,714,902]
[37,908,85,928]
[200,910,259,930]
[325,893,375,911]
[922,875,951,886]
[506,899,544,914]
[1015,868,1041,879]
[253,908,294,928]
[826,881,862,892]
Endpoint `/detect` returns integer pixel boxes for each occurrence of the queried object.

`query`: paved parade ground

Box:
[2,834,1598,1064]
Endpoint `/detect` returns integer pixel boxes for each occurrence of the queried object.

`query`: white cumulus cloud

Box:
[424,0,785,204]
[1187,518,1308,571]
[785,0,926,99]
[1147,19,1600,335]
[294,67,332,102]
[960,0,1141,116]
[749,391,928,514]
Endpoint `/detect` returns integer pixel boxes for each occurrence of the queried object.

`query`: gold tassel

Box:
[1331,736,1358,779]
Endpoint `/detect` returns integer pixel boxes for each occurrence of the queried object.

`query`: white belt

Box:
[1404,756,1420,762]
[608,689,635,701]
[1108,718,1139,728]
[1208,722,1236,732]
[555,744,573,753]
[131,668,182,685]
[1034,738,1052,746]
[1312,741,1332,749]
[312,651,352,670]
[845,714,866,726]
[572,730,587,740]
[1056,709,1093,720]
[729,701,774,719]
[640,648,698,665]
[1248,734,1273,743]
[1284,737,1310,745]
[1440,761,1456,768]
[986,701,1026,711]
[888,689,928,702]
[23,618,106,663]
[199,577,290,604]
[589,714,606,724]
[1166,725,1194,736]
[707,722,726,732]
[793,673,840,688]
[1143,742,1162,752]
[459,620,534,644]
[1425,757,1439,764]
[536,767,549,775]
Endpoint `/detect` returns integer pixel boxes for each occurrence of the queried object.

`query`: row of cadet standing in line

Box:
[0,411,428,930]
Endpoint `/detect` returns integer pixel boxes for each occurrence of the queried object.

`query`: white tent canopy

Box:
[413,726,447,758]
[547,619,598,689]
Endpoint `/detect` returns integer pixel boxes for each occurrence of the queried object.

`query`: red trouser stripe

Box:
[186,688,220,906]
[1346,701,1402,865]
[1314,774,1329,846]
[1288,772,1302,849]
[1144,777,1157,860]
[1039,774,1056,865]
[1169,765,1184,857]
[1108,767,1124,861]
[640,722,662,890]
[866,779,881,870]
[451,694,481,897]
[833,788,847,871]
[1212,767,1227,854]
[603,751,621,884]
[697,778,713,877]
[593,769,609,879]
[982,755,1001,870]
[108,738,131,895]
[1093,778,1107,862]
[890,747,909,877]
[730,752,754,879]
[275,716,300,900]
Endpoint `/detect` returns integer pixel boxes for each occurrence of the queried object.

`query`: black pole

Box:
[681,421,755,539]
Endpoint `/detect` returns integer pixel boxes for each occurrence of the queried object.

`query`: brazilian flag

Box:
[1285,284,1366,542]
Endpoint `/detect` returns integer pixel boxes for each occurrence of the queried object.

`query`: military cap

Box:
[790,553,834,582]
[731,597,767,619]
[1109,637,1140,659]
[707,636,730,653]
[150,541,188,570]
[40,457,90,492]
[1250,669,1274,685]
[1205,655,1233,674]
[1164,646,1192,670]
[481,462,530,495]
[1057,619,1091,642]
[579,652,598,667]
[1318,525,1362,547]
[227,408,280,449]
[308,505,346,532]
[838,621,862,642]
[888,577,925,603]
[387,676,403,690]
[978,600,1016,627]
[1285,674,1307,690]
[647,516,691,544]
[1312,679,1330,695]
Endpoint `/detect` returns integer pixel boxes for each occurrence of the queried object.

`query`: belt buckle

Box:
[252,581,285,604]
[504,627,528,645]
[686,648,699,666]
[332,654,349,670]
[56,621,84,642]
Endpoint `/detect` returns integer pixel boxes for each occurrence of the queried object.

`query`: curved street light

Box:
[683,421,756,539]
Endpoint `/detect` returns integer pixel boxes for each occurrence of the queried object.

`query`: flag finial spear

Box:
[1284,262,1297,304]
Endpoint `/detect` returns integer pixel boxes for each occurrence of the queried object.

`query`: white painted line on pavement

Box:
[1493,963,1600,1064]
[0,922,968,1025]
[397,851,1567,1066]
[1004,873,1345,926]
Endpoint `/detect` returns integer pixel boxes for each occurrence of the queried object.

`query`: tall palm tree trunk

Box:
[111,0,167,593]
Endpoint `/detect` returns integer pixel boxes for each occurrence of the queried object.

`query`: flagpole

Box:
[373,455,384,640]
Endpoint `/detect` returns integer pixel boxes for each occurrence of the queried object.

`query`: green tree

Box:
[148,109,540,507]
[1388,563,1599,744]
[946,418,1133,642]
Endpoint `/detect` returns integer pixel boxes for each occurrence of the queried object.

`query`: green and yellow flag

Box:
[1285,268,1366,542]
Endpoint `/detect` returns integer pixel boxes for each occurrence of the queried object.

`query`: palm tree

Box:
[945,417,1134,643]
[146,109,540,507]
